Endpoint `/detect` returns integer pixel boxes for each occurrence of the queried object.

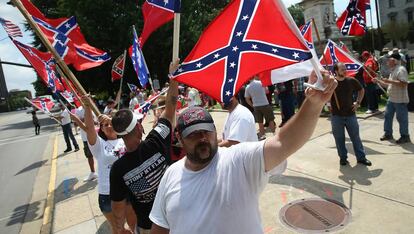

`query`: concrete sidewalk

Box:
[44,109,414,234]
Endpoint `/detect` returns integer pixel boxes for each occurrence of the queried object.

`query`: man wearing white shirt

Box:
[56,104,79,153]
[219,96,258,147]
[149,70,338,234]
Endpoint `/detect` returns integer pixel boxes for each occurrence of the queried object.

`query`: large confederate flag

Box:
[172,0,312,103]
[20,0,111,70]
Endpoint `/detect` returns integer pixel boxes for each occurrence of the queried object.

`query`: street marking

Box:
[42,136,58,226]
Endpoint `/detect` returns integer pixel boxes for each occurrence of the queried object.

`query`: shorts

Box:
[98,194,112,213]
[253,105,275,123]
[83,141,93,158]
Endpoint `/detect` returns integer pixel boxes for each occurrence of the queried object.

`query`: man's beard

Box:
[186,141,218,165]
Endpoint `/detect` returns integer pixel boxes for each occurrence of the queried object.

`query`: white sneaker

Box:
[84,172,98,181]
[365,110,373,114]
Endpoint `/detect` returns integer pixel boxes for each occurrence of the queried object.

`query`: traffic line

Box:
[42,136,58,228]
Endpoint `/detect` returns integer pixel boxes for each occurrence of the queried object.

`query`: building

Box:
[0,59,9,112]
[378,0,414,53]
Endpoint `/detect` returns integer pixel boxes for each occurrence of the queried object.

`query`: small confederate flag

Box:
[0,17,23,38]
[320,40,362,77]
[336,0,369,36]
[134,88,168,119]
[111,51,127,82]
[32,97,55,113]
[140,0,181,46]
[173,0,312,103]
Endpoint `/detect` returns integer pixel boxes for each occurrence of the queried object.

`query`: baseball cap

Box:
[361,51,370,58]
[177,107,216,138]
[387,53,401,60]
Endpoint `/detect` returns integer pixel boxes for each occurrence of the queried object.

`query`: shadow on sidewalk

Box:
[54,178,97,203]
[339,164,383,186]
[6,200,44,226]
[269,175,349,205]
[14,159,48,176]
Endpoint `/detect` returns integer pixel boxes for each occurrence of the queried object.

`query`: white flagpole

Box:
[172,13,180,61]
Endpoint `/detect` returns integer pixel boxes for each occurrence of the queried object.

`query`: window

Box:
[389,0,395,7]
[408,10,413,22]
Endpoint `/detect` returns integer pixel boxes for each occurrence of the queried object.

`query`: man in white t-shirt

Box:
[55,104,79,153]
[219,96,257,147]
[129,92,139,110]
[149,72,338,234]
[75,106,98,181]
[245,77,276,140]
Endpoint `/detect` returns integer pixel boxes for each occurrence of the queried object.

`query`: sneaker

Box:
[380,135,393,141]
[340,159,349,166]
[357,159,372,166]
[396,136,411,144]
[74,148,80,152]
[84,172,98,182]
[64,148,72,153]
[365,110,373,114]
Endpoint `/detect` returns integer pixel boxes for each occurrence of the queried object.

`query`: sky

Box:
[0,0,378,97]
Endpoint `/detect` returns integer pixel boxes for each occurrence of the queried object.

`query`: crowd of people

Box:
[33,45,412,233]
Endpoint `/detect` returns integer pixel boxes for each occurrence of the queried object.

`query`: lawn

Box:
[409,72,414,82]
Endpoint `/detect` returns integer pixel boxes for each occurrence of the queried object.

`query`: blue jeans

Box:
[279,92,295,124]
[384,101,409,137]
[331,114,366,160]
[365,83,378,111]
[62,123,78,149]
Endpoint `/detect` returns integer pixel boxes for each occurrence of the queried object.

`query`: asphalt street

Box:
[0,110,57,234]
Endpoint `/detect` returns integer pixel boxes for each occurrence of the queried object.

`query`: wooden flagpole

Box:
[11,0,101,116]
[172,13,180,61]
[117,50,127,110]
[56,66,86,106]
[311,18,341,110]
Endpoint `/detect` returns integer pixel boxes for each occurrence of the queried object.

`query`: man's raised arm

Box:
[160,59,180,124]
[263,71,337,171]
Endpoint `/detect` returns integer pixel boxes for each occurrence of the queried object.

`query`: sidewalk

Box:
[45,109,414,234]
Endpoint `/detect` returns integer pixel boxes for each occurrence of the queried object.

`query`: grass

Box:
[409,73,414,82]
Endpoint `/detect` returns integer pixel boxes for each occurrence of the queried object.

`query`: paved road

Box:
[0,110,57,234]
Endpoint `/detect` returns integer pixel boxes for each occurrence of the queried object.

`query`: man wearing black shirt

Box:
[330,63,372,166]
[110,60,179,234]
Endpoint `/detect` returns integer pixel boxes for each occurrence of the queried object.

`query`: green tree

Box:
[382,21,409,48]
[352,28,388,52]
[288,4,304,27]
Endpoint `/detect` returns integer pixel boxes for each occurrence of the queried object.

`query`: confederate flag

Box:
[32,97,55,113]
[20,0,111,70]
[12,39,64,93]
[140,0,181,46]
[320,40,362,77]
[111,51,127,82]
[173,0,312,103]
[336,0,369,36]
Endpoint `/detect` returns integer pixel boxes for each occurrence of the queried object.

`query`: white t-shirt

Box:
[149,141,287,234]
[75,107,87,141]
[88,137,126,195]
[188,89,201,107]
[60,109,71,125]
[245,80,269,107]
[129,97,139,110]
[223,104,258,143]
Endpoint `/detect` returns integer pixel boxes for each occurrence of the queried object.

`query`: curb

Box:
[40,135,58,234]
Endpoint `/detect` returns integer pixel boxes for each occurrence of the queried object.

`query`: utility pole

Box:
[0,58,10,112]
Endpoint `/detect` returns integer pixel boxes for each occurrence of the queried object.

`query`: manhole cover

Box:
[279,197,351,233]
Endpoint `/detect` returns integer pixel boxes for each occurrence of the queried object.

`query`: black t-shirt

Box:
[110,118,172,229]
[331,77,363,116]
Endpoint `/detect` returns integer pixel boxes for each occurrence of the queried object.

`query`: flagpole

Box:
[24,97,61,124]
[311,18,341,110]
[11,0,101,116]
[369,9,375,52]
[172,13,180,61]
[117,49,127,110]
[55,66,86,107]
